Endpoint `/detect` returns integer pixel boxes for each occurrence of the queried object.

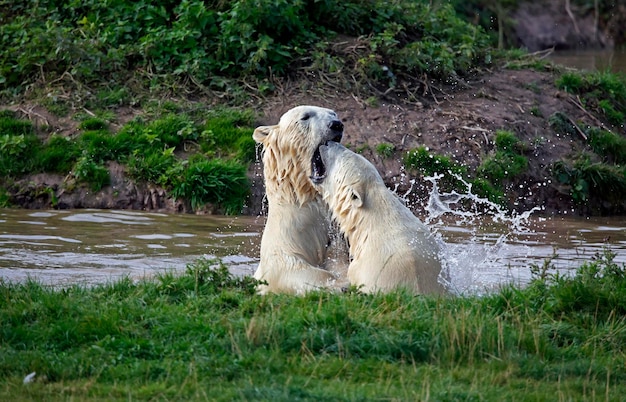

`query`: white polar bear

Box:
[252,105,348,294]
[311,141,446,295]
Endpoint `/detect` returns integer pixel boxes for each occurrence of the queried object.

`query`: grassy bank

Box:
[1,252,625,401]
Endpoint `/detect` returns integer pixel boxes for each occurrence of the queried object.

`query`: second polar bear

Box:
[311,142,446,294]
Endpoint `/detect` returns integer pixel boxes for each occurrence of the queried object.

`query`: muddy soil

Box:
[248,67,616,217]
[5,66,619,216]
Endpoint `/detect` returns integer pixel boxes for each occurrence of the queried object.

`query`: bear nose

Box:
[329,120,344,132]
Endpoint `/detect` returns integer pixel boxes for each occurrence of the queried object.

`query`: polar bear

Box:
[311,142,446,295]
[252,105,347,294]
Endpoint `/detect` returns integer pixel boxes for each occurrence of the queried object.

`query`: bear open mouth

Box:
[310,145,326,184]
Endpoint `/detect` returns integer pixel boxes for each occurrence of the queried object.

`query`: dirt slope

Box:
[248,67,608,216]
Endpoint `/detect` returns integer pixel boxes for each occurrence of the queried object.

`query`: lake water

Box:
[1,208,624,294]
[548,49,626,73]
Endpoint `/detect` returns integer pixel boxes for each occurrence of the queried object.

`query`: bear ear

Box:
[349,187,364,208]
[253,125,276,144]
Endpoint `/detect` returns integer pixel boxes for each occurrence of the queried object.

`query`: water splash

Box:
[423,173,542,295]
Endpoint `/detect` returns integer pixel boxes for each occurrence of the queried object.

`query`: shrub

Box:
[78,130,120,163]
[36,135,80,173]
[588,128,626,164]
[556,70,626,128]
[72,154,110,191]
[0,133,41,176]
[171,157,249,214]
[0,0,493,93]
[145,114,197,149]
[553,154,626,204]
[127,148,177,185]
[477,131,528,185]
[375,142,395,158]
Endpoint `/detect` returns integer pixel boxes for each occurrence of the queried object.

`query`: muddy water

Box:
[1,208,625,293]
[548,49,626,73]
[0,209,262,286]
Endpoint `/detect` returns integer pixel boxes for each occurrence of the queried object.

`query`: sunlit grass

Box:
[1,252,625,400]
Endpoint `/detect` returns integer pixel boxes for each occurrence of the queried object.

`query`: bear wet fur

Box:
[252,105,348,294]
[312,142,446,295]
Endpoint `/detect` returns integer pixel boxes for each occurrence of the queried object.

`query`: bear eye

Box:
[301,113,312,121]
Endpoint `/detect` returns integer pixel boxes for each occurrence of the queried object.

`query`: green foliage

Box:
[555,72,584,93]
[78,117,108,131]
[404,146,467,178]
[0,108,255,212]
[2,252,626,400]
[72,155,110,191]
[0,0,493,94]
[203,108,256,162]
[553,154,626,204]
[375,142,395,158]
[171,158,249,214]
[0,133,41,176]
[78,130,121,163]
[548,111,579,136]
[36,135,81,173]
[477,130,528,185]
[0,187,10,207]
[556,70,626,127]
[599,99,625,126]
[156,258,260,302]
[145,114,196,149]
[0,113,33,136]
[127,148,177,185]
[588,128,626,164]
[404,146,505,204]
[513,247,626,324]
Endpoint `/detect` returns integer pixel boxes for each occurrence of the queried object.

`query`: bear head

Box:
[253,105,344,204]
[311,141,384,211]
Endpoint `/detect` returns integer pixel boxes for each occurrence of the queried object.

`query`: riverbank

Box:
[2,252,625,400]
[3,61,625,216]
[1,1,625,216]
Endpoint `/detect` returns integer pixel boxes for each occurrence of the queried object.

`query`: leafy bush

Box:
[477,130,528,185]
[0,0,493,94]
[375,142,395,158]
[171,158,249,214]
[127,148,177,185]
[0,133,41,176]
[553,154,626,204]
[556,70,626,128]
[588,128,626,164]
[72,155,110,191]
[36,135,81,173]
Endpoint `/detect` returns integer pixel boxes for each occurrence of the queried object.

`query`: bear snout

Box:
[329,120,344,134]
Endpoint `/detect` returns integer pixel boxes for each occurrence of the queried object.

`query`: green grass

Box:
[0,0,494,103]
[1,252,625,400]
[553,154,626,205]
[403,146,505,205]
[477,130,528,186]
[556,70,626,128]
[0,109,254,214]
[375,142,395,158]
